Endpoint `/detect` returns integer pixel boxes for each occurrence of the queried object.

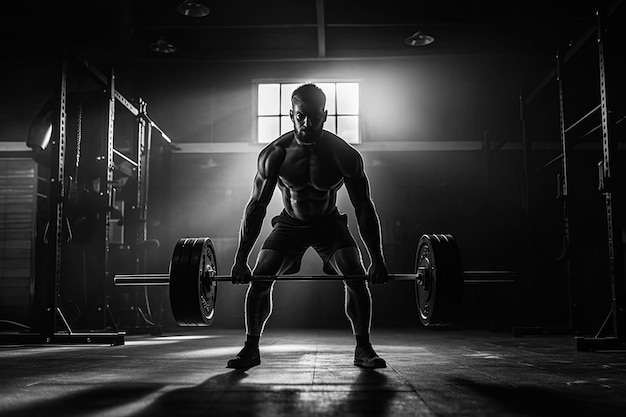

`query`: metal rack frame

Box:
[0,53,171,346]
[516,3,625,349]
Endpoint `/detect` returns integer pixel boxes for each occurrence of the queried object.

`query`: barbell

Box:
[114,234,515,327]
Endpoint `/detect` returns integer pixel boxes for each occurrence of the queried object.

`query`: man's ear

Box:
[289,109,294,121]
[323,110,328,123]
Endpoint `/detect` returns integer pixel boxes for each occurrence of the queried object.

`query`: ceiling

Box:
[3,0,614,64]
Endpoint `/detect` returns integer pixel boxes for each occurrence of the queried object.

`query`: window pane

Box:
[337,116,359,144]
[336,83,359,114]
[280,116,293,135]
[258,84,280,116]
[316,83,336,113]
[324,115,336,134]
[280,83,301,114]
[258,116,279,143]
[257,82,360,144]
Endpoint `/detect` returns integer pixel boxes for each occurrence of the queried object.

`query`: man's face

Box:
[290,100,327,145]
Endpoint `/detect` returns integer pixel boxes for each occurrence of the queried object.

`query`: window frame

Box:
[252,79,363,145]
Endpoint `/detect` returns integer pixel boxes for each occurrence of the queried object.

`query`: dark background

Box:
[1,0,625,334]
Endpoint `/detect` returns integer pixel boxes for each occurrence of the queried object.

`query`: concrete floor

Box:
[1,328,625,417]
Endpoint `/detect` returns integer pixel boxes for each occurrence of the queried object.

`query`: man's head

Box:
[290,83,327,145]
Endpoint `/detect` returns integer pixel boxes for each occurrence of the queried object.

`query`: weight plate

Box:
[433,234,463,326]
[414,234,463,326]
[169,237,218,326]
[192,237,218,326]
[414,234,438,326]
[169,238,196,326]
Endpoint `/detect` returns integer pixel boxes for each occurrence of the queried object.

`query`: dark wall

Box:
[115,54,531,331]
[4,49,622,334]
[113,54,526,145]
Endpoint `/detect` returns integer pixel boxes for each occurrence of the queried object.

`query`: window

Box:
[256,82,360,144]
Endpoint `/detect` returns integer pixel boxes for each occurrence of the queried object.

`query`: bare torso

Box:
[265,131,360,222]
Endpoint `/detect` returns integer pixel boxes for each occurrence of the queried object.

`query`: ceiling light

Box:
[405,31,435,47]
[148,37,177,54]
[177,0,210,17]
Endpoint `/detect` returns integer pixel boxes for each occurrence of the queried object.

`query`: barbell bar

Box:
[113,272,515,285]
[114,273,421,284]
[113,234,515,327]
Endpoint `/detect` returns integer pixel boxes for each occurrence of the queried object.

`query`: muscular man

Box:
[229,83,388,370]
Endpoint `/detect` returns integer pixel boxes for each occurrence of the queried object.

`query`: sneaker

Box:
[226,344,261,370]
[354,344,386,369]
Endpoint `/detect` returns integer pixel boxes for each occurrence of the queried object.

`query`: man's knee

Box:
[248,281,273,296]
[344,279,369,294]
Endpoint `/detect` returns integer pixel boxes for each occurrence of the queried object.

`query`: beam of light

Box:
[169,346,243,358]
[124,340,186,346]
[151,335,220,341]
[124,334,220,346]
[462,352,504,360]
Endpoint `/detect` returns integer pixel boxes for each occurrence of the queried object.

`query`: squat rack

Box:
[519,2,625,350]
[0,53,171,346]
[574,6,625,351]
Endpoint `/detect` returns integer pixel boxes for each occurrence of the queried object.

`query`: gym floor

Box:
[1,328,625,416]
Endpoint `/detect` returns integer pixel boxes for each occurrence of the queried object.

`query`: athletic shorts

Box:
[261,209,358,275]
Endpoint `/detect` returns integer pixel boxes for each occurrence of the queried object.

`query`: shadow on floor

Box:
[450,376,622,417]
[0,383,166,417]
[130,368,397,417]
[1,368,400,417]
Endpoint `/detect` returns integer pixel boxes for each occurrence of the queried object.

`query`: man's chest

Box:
[279,147,343,191]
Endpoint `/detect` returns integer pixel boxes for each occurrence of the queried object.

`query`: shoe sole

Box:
[353,359,387,369]
[226,359,261,370]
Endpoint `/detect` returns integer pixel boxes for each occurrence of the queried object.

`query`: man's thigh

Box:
[254,248,301,276]
[328,247,365,276]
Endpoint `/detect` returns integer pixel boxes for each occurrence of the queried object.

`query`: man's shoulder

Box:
[321,131,361,158]
[320,131,363,177]
[258,132,292,177]
[261,132,293,154]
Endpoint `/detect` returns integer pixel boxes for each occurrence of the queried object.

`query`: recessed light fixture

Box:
[148,37,177,54]
[177,0,210,17]
[405,31,435,46]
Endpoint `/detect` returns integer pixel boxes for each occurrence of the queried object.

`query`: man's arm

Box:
[344,152,388,284]
[232,146,284,282]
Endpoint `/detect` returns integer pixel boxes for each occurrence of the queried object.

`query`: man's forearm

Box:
[235,203,266,264]
[355,204,385,263]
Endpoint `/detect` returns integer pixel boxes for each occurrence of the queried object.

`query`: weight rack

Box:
[518,3,625,350]
[0,50,171,346]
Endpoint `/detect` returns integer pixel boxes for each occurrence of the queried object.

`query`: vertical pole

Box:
[99,67,116,328]
[520,92,534,321]
[134,99,149,280]
[597,9,624,339]
[556,46,578,331]
[138,100,150,248]
[134,99,145,248]
[138,102,153,324]
[45,59,68,337]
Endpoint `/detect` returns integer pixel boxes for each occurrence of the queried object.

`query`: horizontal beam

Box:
[170,141,626,154]
[172,141,484,154]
